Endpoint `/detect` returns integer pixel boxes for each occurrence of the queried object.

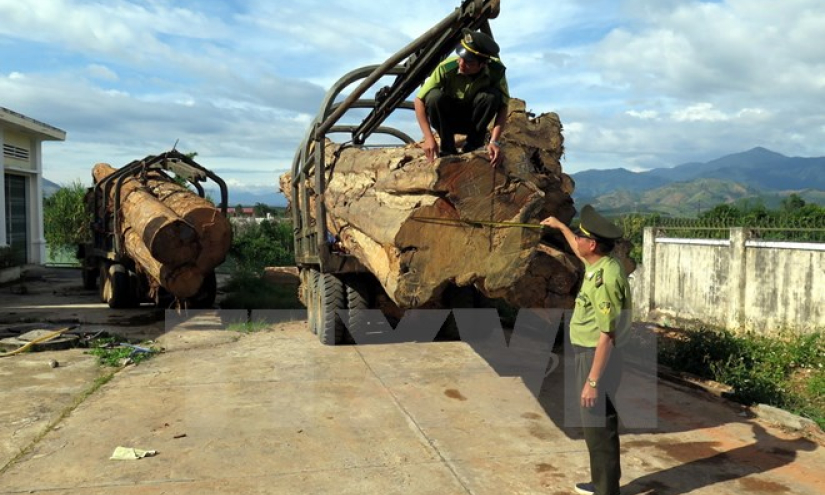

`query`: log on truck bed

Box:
[282,101,586,309]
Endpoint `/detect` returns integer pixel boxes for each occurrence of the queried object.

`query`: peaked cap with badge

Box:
[574,204,623,241]
[455,28,500,62]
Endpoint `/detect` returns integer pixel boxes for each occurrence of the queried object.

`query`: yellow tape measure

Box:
[412,216,544,229]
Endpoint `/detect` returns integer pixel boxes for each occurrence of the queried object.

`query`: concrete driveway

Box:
[1,309,823,495]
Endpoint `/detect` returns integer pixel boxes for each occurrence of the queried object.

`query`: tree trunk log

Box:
[92,163,201,267]
[146,177,231,272]
[283,101,586,309]
[123,230,204,298]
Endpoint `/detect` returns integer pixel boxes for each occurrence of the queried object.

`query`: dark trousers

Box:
[575,347,623,495]
[423,88,502,154]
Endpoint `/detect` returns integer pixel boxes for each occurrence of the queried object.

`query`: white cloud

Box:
[86,64,118,81]
[3,0,825,186]
[671,103,728,123]
[626,110,659,120]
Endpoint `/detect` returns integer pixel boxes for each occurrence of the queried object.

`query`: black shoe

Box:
[574,482,595,495]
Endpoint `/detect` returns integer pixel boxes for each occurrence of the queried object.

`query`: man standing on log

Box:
[541,205,632,495]
[414,28,509,167]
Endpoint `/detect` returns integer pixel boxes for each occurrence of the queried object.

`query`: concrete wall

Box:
[635,228,824,334]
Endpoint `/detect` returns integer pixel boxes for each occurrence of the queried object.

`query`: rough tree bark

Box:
[92,163,201,267]
[282,100,588,309]
[147,177,232,272]
[92,163,227,299]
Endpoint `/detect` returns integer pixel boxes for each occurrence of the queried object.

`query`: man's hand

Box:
[581,382,598,408]
[540,216,564,230]
[422,136,438,162]
[487,142,502,167]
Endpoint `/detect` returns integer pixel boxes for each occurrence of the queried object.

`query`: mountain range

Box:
[571,147,825,216]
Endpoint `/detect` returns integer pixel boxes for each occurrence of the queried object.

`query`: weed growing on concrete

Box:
[226,319,271,333]
[87,336,158,367]
[659,327,824,429]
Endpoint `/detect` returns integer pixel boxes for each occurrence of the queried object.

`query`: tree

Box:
[700,204,740,221]
[43,181,90,252]
[781,193,806,212]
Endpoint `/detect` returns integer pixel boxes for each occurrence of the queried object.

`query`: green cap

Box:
[575,204,623,241]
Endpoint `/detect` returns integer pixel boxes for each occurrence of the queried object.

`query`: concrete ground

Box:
[1,268,823,494]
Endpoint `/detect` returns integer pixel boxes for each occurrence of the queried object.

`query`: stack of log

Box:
[92,164,231,299]
[281,99,614,310]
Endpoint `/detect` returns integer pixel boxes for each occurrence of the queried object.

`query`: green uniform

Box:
[416,56,509,154]
[570,255,632,348]
[571,254,631,495]
[416,56,510,105]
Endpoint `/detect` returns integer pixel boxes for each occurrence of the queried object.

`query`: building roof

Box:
[0,106,66,141]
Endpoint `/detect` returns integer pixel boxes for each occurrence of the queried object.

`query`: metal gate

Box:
[4,174,28,264]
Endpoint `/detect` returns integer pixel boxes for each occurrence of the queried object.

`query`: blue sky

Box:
[2,0,824,196]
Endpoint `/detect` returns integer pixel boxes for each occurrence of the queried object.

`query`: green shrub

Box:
[659,327,824,428]
[229,219,294,275]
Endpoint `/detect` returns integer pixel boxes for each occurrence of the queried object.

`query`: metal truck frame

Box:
[78,150,228,309]
[290,0,501,344]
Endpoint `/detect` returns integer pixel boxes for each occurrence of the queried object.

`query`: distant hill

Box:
[42,178,62,198]
[589,179,764,216]
[572,147,825,215]
[212,188,287,207]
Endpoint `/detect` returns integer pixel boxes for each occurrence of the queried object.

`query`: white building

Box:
[1,107,66,265]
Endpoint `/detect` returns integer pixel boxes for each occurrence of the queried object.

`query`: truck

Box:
[286,0,579,345]
[78,150,230,309]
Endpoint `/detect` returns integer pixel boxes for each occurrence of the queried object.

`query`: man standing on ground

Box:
[414,28,509,167]
[541,205,632,495]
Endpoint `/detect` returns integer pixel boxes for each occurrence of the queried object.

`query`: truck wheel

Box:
[99,261,111,303]
[306,269,320,335]
[298,268,311,308]
[107,264,137,309]
[317,273,345,346]
[344,275,372,344]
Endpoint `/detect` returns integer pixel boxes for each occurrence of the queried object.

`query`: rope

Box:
[0,326,78,358]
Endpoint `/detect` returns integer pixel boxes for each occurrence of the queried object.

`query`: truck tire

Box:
[306,269,320,336]
[344,275,372,344]
[99,261,111,303]
[317,273,345,346]
[107,263,137,309]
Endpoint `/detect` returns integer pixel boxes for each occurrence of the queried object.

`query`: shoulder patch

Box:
[599,301,612,314]
[594,269,604,288]
[442,58,460,72]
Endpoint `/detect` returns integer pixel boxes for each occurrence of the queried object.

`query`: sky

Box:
[2,0,825,197]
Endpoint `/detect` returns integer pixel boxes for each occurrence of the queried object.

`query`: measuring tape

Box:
[412,216,544,229]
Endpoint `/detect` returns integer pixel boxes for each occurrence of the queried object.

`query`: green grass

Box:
[659,327,825,429]
[87,336,159,367]
[226,319,272,333]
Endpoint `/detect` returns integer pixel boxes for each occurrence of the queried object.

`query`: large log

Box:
[147,176,231,272]
[92,163,201,267]
[283,100,586,309]
[123,229,204,298]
